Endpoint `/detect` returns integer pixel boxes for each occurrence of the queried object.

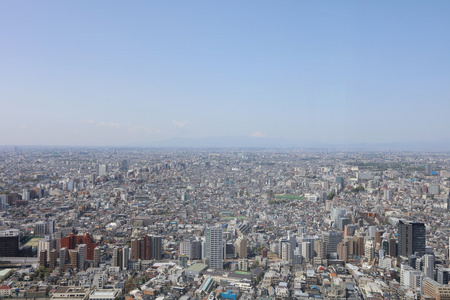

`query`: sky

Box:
[1,1,450,147]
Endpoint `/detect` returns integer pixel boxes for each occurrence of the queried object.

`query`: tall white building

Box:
[99,164,108,176]
[205,227,223,269]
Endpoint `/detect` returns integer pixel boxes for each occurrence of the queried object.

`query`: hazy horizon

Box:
[1,1,450,147]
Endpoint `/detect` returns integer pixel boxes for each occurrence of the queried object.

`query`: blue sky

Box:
[1,1,449,146]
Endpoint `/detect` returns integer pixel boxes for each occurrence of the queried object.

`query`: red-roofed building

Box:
[0,284,12,297]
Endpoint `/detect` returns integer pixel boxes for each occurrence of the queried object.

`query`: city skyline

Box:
[1,1,450,147]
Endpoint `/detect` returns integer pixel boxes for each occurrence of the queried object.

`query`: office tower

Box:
[131,239,140,260]
[49,249,58,270]
[152,236,163,260]
[302,241,312,260]
[323,231,343,256]
[314,239,326,259]
[424,254,435,279]
[437,268,450,285]
[365,240,375,262]
[388,238,397,257]
[94,246,101,267]
[191,240,202,260]
[0,194,6,210]
[180,241,192,258]
[0,230,20,257]
[142,235,152,260]
[39,250,47,267]
[205,227,223,269]
[281,242,291,262]
[78,244,87,271]
[234,235,248,258]
[120,160,128,171]
[355,236,365,256]
[35,222,46,235]
[425,164,432,175]
[60,247,68,270]
[47,219,56,235]
[398,221,426,257]
[335,176,344,189]
[225,241,234,259]
[374,230,384,249]
[337,242,349,262]
[99,164,108,176]
[293,248,302,265]
[112,247,123,269]
[384,189,392,200]
[69,249,78,269]
[22,189,30,201]
[122,246,129,270]
[60,233,97,261]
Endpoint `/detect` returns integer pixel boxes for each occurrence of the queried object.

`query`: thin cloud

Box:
[99,121,120,128]
[173,120,190,128]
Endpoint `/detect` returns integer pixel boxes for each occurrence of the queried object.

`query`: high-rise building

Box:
[323,231,343,256]
[94,246,101,267]
[122,246,129,270]
[205,227,223,269]
[425,164,432,176]
[388,238,397,257]
[143,235,152,260]
[59,247,68,270]
[180,241,192,258]
[49,249,58,270]
[437,268,450,285]
[281,242,291,262]
[365,240,375,262]
[35,222,46,235]
[384,189,392,201]
[234,236,247,258]
[39,250,47,267]
[335,176,344,189]
[398,221,426,257]
[60,233,97,261]
[47,219,56,236]
[78,244,87,271]
[337,242,348,262]
[99,164,108,176]
[302,241,312,260]
[191,240,202,260]
[131,239,140,260]
[314,239,326,259]
[0,230,20,257]
[152,236,162,260]
[112,247,123,269]
[69,249,78,269]
[374,230,384,249]
[424,254,435,279]
[120,160,128,172]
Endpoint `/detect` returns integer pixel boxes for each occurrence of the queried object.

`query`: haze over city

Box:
[1,1,450,148]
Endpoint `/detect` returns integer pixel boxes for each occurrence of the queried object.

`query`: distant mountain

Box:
[145,136,450,151]
[147,136,317,148]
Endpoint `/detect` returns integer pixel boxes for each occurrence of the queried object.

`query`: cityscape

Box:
[1,147,450,299]
[2,1,450,300]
